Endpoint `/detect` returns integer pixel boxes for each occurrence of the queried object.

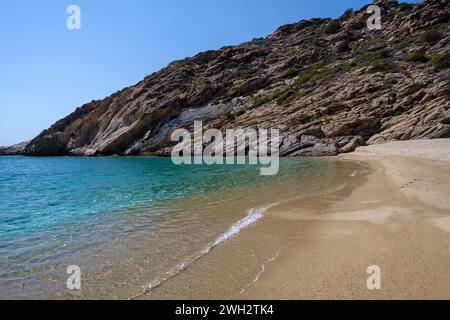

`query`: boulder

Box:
[339,136,365,153]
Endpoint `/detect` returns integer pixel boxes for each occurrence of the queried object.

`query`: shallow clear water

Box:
[0,156,357,299]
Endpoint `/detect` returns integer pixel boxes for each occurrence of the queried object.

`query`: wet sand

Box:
[240,140,450,299]
[140,140,450,300]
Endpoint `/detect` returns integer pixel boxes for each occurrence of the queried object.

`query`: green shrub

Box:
[239,68,253,79]
[228,109,246,119]
[288,55,335,87]
[406,49,429,63]
[275,90,292,103]
[252,95,271,108]
[234,109,246,117]
[338,64,353,73]
[398,41,410,50]
[376,49,392,59]
[324,21,341,34]
[310,59,333,69]
[369,61,398,73]
[382,81,393,90]
[295,72,313,86]
[294,71,316,86]
[227,62,240,69]
[276,90,306,107]
[399,27,410,35]
[340,9,353,20]
[356,49,392,65]
[349,41,359,49]
[250,38,266,46]
[182,76,194,85]
[430,52,450,70]
[398,2,415,11]
[420,29,443,45]
[315,67,333,80]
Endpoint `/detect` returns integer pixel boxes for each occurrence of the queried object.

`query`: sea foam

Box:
[203,202,279,255]
[137,202,279,297]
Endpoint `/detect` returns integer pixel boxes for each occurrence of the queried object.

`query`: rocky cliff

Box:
[0,141,30,156]
[2,0,449,157]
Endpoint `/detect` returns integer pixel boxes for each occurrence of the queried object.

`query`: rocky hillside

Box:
[3,0,449,157]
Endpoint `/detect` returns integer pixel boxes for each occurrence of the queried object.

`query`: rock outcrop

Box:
[0,141,30,155]
[3,0,449,157]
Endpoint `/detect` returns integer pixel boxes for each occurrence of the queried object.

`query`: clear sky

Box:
[0,0,417,146]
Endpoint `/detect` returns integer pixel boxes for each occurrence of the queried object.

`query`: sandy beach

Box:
[239,139,450,300]
[140,139,450,300]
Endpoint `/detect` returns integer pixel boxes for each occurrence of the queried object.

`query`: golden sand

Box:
[141,140,450,300]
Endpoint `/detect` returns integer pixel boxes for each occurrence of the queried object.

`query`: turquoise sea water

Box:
[0,156,357,299]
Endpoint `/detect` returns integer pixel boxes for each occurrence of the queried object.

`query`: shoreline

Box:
[243,139,450,299]
[2,140,449,299]
[140,139,450,300]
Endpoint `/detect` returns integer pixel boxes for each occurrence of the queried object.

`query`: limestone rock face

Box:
[5,0,448,157]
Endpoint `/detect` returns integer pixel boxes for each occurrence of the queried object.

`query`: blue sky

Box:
[0,0,416,146]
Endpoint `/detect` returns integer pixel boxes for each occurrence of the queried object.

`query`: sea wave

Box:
[202,202,279,255]
[240,249,281,295]
[131,202,279,299]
